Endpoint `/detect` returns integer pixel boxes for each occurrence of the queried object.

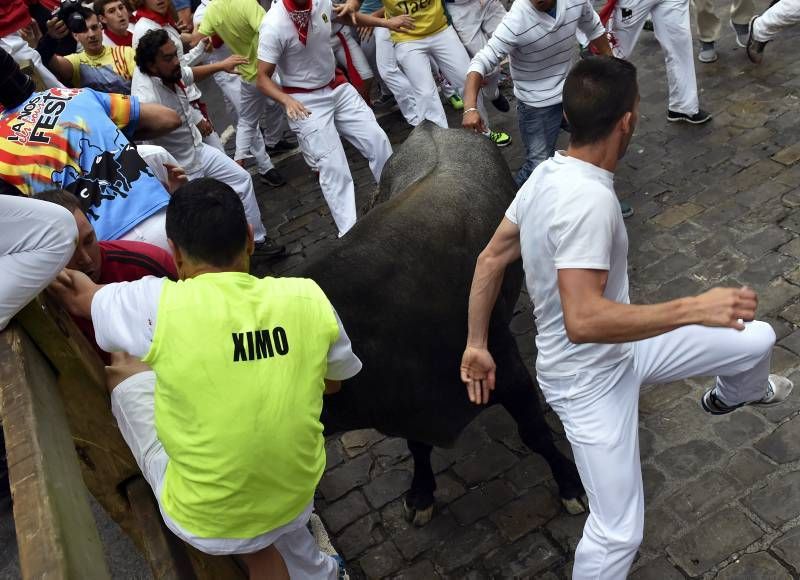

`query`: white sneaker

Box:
[701,374,793,415]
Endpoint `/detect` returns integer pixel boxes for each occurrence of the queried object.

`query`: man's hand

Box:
[462,109,487,134]
[695,286,758,330]
[196,118,214,137]
[385,15,415,33]
[48,269,98,319]
[333,0,361,24]
[460,345,497,405]
[358,25,373,41]
[220,54,248,74]
[46,17,69,40]
[283,96,312,120]
[19,20,42,48]
[164,163,188,193]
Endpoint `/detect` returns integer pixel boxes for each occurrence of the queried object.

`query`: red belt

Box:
[283,68,349,94]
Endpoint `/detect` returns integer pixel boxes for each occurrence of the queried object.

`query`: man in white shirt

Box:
[256,0,396,237]
[460,56,793,579]
[463,0,610,187]
[133,29,285,259]
[95,0,134,47]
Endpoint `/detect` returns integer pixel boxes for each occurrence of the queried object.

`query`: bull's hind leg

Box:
[498,352,587,515]
[403,439,436,527]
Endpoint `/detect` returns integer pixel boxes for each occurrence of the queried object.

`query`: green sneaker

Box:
[487,130,511,148]
[620,200,634,218]
[448,94,464,110]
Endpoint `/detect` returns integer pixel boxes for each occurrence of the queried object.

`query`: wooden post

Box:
[0,323,110,579]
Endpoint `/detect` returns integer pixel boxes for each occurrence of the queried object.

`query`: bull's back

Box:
[296,123,523,446]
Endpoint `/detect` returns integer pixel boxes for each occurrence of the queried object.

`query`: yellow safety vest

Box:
[142,272,338,538]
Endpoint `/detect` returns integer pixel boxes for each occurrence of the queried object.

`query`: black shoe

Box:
[746,15,767,64]
[253,237,286,259]
[265,139,299,155]
[491,93,510,112]
[620,201,634,218]
[260,168,286,187]
[667,108,712,124]
[372,93,395,108]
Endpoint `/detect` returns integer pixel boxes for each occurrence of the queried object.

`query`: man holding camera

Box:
[0,0,65,88]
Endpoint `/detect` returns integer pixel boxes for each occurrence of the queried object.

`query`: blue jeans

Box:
[515,101,563,187]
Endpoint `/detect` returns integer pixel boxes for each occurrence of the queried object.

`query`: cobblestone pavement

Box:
[248,7,800,580]
[3,3,800,578]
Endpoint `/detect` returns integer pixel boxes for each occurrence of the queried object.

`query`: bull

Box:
[291,122,585,525]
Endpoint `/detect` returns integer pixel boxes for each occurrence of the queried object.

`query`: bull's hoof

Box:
[562,495,588,515]
[403,498,434,527]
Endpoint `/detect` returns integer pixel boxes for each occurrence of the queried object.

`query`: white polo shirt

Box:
[131,66,205,173]
[257,0,336,90]
[468,0,604,108]
[506,152,631,377]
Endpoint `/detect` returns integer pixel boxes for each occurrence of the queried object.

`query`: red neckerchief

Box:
[104,28,133,46]
[134,8,178,28]
[283,0,313,45]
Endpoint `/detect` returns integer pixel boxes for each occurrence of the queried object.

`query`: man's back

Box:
[197,0,265,82]
[508,151,630,375]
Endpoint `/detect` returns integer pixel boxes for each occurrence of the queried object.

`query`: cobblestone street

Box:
[248,7,800,579]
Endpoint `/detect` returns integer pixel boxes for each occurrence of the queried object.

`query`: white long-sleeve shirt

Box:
[468,0,604,108]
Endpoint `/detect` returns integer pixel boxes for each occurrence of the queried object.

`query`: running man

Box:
[460,56,792,579]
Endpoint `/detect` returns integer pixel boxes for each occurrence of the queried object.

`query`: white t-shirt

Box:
[91,276,363,380]
[257,0,336,90]
[506,152,631,376]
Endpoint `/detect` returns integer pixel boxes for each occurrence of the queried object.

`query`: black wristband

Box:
[36,34,59,65]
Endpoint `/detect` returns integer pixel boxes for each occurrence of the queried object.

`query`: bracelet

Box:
[462,107,479,115]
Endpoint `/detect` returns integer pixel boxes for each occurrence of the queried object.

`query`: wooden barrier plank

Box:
[0,323,110,579]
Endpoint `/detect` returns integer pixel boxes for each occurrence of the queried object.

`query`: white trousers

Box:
[0,31,65,89]
[373,27,421,125]
[611,0,699,115]
[186,144,267,242]
[110,371,338,579]
[394,26,488,128]
[0,196,77,331]
[692,0,753,42]
[331,27,375,80]
[237,81,281,174]
[753,0,800,41]
[447,0,507,100]
[538,322,775,579]
[289,83,392,237]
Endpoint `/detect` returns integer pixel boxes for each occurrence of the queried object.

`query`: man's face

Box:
[150,41,182,84]
[67,210,103,282]
[531,0,556,13]
[73,15,104,55]
[100,1,130,35]
[144,0,169,14]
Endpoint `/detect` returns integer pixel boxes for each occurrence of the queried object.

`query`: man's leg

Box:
[610,0,653,60]
[514,101,562,187]
[196,145,269,243]
[651,0,701,115]
[480,0,509,100]
[634,321,779,406]
[693,0,722,43]
[290,89,358,237]
[752,0,800,42]
[449,2,501,101]
[331,83,393,183]
[539,363,644,579]
[0,196,76,330]
[428,26,489,122]
[394,37,450,128]
[118,208,171,253]
[238,81,276,175]
[374,27,421,125]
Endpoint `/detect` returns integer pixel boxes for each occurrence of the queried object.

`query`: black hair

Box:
[0,47,34,110]
[94,0,128,15]
[33,189,82,213]
[134,28,171,74]
[166,178,249,267]
[562,56,638,147]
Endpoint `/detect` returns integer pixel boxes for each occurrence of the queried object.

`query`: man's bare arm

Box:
[134,103,181,140]
[558,268,759,344]
[588,33,612,56]
[256,60,312,120]
[460,217,521,404]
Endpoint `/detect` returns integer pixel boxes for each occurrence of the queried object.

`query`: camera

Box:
[53,0,88,34]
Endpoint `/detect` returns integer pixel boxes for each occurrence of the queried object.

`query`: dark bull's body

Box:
[295,122,584,523]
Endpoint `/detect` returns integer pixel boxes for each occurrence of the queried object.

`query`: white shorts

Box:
[110,371,314,556]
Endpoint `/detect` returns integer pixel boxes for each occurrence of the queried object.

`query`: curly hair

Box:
[134,28,171,73]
